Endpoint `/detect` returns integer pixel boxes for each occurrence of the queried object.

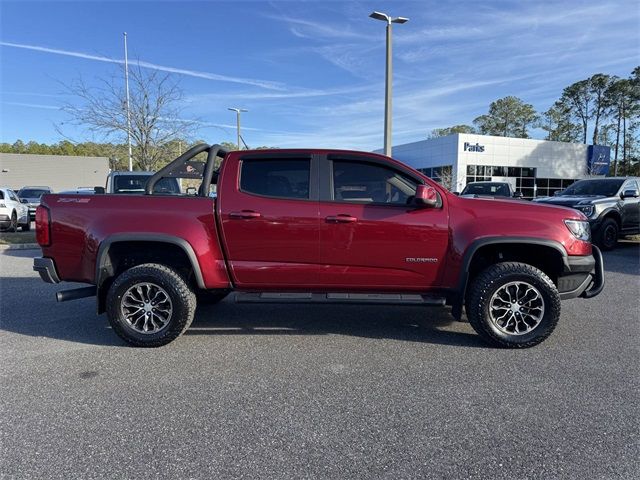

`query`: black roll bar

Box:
[144,143,229,196]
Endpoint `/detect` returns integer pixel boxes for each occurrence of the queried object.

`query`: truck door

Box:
[218,153,320,287]
[316,155,449,290]
[620,179,640,232]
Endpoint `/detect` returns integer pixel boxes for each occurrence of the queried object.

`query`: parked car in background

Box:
[17,186,53,220]
[0,187,30,231]
[458,181,523,199]
[105,171,181,194]
[533,177,640,250]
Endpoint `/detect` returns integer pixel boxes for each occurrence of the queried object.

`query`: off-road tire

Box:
[466,262,561,348]
[106,263,197,347]
[595,218,618,251]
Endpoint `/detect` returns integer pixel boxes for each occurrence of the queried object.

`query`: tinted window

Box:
[622,180,639,192]
[113,175,180,194]
[240,159,310,199]
[332,160,418,205]
[561,179,624,197]
[0,191,4,200]
[18,188,49,198]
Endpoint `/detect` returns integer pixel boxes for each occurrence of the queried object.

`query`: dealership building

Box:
[388,134,611,198]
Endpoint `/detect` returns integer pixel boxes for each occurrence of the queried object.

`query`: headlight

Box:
[564,219,591,241]
[576,205,594,217]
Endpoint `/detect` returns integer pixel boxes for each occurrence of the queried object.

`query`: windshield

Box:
[113,175,180,194]
[559,179,624,197]
[461,183,511,196]
[19,188,49,198]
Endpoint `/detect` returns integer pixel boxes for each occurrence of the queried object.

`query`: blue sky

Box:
[1,0,638,150]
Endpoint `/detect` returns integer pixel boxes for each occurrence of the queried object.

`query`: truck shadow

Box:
[0,275,484,348]
[187,301,485,348]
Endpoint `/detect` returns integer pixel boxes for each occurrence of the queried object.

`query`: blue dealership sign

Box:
[587,145,611,175]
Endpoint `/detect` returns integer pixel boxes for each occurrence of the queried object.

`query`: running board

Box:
[234,292,445,306]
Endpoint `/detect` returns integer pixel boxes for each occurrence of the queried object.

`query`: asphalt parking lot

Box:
[1,244,639,479]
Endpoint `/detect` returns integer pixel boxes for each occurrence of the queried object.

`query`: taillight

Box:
[35,206,51,246]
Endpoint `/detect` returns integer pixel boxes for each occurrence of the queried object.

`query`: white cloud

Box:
[0,41,286,90]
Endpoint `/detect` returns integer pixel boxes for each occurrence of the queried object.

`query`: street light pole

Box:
[369,11,408,157]
[123,32,133,171]
[228,107,248,150]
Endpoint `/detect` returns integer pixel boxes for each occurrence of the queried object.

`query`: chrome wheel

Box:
[120,282,173,334]
[488,281,545,335]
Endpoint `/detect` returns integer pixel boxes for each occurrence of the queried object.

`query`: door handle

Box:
[325,214,357,223]
[229,210,261,219]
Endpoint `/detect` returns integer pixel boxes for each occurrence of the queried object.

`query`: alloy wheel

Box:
[120,282,173,334]
[488,281,545,335]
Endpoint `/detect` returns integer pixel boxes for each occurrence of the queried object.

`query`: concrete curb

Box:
[0,243,40,251]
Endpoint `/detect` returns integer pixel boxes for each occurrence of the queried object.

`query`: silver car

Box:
[17,186,52,220]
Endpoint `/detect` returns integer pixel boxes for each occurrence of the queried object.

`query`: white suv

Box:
[0,188,30,232]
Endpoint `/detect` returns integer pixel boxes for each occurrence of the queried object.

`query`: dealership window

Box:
[535,178,576,198]
[465,164,538,199]
[417,165,453,189]
[333,160,418,204]
[240,158,310,199]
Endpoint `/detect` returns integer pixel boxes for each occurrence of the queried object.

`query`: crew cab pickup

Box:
[33,144,604,348]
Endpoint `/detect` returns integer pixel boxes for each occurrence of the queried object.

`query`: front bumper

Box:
[33,257,61,284]
[558,245,604,299]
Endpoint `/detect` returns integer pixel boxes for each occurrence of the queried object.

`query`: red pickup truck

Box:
[33,144,603,348]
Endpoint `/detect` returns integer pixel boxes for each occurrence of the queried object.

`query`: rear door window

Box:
[240,159,310,200]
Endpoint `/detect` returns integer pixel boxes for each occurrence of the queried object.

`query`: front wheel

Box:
[7,211,17,232]
[106,263,197,347]
[595,218,618,251]
[466,262,560,348]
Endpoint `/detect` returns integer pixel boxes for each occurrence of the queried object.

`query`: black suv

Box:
[534,177,640,250]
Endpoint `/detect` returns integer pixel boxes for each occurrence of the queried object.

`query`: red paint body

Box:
[38,149,592,294]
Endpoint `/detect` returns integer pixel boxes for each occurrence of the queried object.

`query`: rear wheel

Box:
[466,262,560,348]
[595,218,618,251]
[106,263,196,347]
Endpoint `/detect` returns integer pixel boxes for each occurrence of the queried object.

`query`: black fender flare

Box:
[95,233,206,290]
[450,237,568,320]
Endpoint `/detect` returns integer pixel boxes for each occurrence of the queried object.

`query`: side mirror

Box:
[20,198,29,204]
[186,187,197,196]
[621,189,639,199]
[553,190,561,196]
[452,191,460,196]
[94,186,105,194]
[413,185,438,208]
[513,191,524,198]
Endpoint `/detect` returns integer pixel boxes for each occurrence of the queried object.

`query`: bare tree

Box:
[60,64,197,171]
[435,166,454,191]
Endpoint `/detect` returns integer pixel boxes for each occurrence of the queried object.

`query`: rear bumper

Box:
[558,246,604,299]
[33,257,61,284]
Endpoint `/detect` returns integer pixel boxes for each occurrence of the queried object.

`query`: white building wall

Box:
[387,134,591,193]
[0,153,110,192]
[456,134,588,179]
